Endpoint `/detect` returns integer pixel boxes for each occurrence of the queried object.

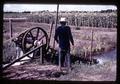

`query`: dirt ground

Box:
[2,49,116,81]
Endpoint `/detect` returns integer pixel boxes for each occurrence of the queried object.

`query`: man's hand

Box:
[72,45,74,49]
[70,45,75,55]
[70,43,74,49]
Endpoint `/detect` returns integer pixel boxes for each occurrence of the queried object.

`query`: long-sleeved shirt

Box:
[54,25,74,50]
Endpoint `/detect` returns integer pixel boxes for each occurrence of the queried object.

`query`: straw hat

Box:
[60,17,67,22]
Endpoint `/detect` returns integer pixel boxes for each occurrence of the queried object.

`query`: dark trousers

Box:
[59,48,71,68]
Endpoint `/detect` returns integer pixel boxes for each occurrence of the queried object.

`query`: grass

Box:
[57,61,116,81]
[3,22,117,63]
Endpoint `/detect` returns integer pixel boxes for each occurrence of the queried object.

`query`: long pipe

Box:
[2,44,46,70]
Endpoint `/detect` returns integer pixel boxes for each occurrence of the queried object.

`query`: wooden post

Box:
[88,17,90,27]
[52,4,60,70]
[75,15,78,28]
[80,17,81,27]
[9,19,12,42]
[111,17,113,28]
[53,4,59,49]
[39,40,43,64]
[106,16,109,28]
[99,17,102,28]
[48,21,54,46]
[84,48,87,60]
[90,21,94,64]
[39,46,42,64]
[75,15,77,27]
[82,17,84,27]
[110,16,112,28]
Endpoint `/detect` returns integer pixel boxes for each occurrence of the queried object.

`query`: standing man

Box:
[54,17,74,71]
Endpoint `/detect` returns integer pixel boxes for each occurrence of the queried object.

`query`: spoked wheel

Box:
[22,27,48,58]
[12,32,27,49]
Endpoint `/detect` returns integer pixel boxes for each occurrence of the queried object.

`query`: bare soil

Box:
[2,49,116,81]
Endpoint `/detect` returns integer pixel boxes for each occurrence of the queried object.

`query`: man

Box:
[54,17,74,71]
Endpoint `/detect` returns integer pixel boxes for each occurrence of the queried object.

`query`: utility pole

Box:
[53,4,59,49]
[90,16,94,64]
[52,4,60,70]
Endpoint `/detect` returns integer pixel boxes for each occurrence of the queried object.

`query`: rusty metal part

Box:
[4,26,49,59]
[22,27,48,53]
[2,27,49,70]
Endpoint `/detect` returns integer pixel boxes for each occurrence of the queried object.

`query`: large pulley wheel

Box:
[22,27,48,58]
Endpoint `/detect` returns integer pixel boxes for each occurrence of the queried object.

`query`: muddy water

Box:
[94,49,116,64]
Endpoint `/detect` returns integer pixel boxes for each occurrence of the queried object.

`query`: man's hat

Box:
[60,17,67,22]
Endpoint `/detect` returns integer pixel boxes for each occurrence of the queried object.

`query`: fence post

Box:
[90,27,94,64]
[9,19,12,42]
[39,40,43,64]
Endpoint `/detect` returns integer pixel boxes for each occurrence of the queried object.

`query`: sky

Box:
[3,4,117,12]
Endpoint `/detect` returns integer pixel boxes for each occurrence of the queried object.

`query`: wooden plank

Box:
[39,45,43,64]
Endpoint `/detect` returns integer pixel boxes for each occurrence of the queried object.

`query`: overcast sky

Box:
[3,4,117,12]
